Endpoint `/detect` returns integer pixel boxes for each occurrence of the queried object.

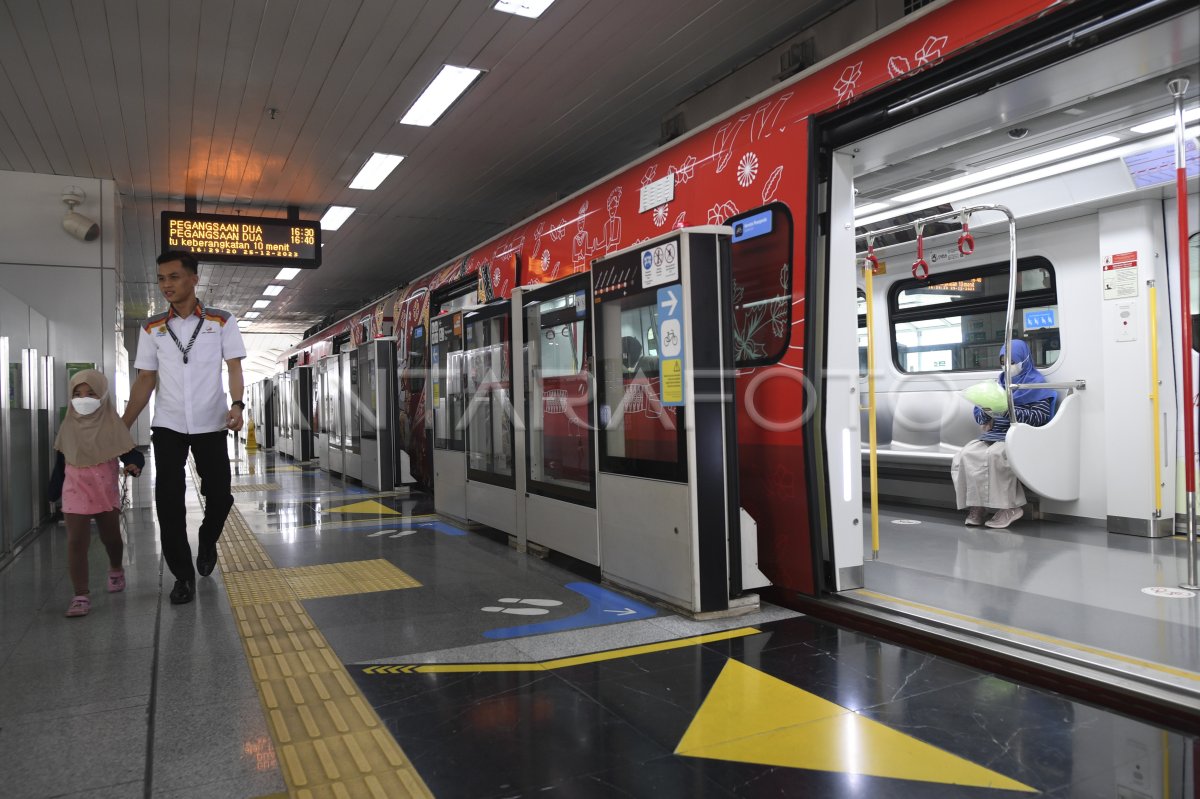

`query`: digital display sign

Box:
[160,211,321,268]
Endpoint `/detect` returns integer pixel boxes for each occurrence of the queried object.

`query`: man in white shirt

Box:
[123,251,247,605]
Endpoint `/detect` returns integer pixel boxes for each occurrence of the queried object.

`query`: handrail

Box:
[1148,281,1163,518]
[1008,380,1087,393]
[856,204,1019,418]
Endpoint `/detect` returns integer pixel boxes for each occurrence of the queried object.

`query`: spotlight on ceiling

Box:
[62,186,100,242]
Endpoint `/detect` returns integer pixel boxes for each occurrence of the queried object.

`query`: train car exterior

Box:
[279,0,1188,601]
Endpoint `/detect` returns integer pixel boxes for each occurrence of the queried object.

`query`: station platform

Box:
[0,443,1194,798]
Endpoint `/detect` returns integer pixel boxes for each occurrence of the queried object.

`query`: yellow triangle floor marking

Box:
[676,660,1036,792]
[326,500,402,516]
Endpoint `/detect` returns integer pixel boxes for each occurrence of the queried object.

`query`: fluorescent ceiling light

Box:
[399,65,482,127]
[349,152,405,190]
[243,311,261,319]
[857,128,1196,227]
[889,135,1120,205]
[493,0,555,17]
[275,267,301,280]
[1130,106,1200,134]
[238,320,253,328]
[263,285,284,296]
[320,205,355,230]
[253,299,271,309]
[854,202,891,216]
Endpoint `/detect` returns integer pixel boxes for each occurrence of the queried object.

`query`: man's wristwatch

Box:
[231,400,245,410]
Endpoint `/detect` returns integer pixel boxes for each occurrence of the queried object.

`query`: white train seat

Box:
[1005,392,1082,501]
[863,388,1081,503]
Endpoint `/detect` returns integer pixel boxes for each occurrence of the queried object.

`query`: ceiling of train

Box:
[0,0,856,336]
[849,12,1200,244]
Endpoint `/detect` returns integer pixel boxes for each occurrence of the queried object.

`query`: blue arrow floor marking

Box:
[482,582,658,640]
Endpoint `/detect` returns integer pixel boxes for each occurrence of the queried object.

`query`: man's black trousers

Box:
[151,427,232,581]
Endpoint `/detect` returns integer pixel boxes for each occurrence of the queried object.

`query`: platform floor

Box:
[0,443,1194,798]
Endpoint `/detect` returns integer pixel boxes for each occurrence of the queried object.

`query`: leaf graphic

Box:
[887,55,910,78]
[762,92,793,138]
[751,102,770,143]
[672,211,687,230]
[761,166,783,203]
[713,113,750,173]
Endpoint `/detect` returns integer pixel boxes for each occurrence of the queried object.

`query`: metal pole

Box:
[1002,213,1018,421]
[864,249,880,560]
[1168,77,1198,590]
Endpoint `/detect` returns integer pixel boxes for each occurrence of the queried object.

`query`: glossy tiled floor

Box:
[1,441,1195,798]
[861,503,1200,692]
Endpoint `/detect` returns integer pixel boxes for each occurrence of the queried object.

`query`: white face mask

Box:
[1006,362,1023,379]
[71,396,103,415]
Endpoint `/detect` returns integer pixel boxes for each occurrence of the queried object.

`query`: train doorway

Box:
[818,6,1199,700]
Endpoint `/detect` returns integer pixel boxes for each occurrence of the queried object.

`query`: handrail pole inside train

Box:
[863,235,880,560]
[1001,208,1018,421]
[1149,280,1164,519]
[856,204,1020,416]
[1168,76,1199,590]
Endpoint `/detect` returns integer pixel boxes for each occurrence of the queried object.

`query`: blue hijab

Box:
[998,340,1057,413]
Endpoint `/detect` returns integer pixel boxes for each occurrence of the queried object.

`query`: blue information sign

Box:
[731,210,773,243]
[657,286,686,407]
[1023,309,1056,330]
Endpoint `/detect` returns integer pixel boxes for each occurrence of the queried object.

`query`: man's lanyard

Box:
[165,307,204,364]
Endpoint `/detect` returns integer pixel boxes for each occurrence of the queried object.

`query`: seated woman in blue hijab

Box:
[951,340,1057,529]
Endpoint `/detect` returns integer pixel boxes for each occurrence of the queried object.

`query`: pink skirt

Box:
[62,459,121,516]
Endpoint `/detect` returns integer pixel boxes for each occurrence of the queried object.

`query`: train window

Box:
[888,257,1060,373]
[728,203,794,367]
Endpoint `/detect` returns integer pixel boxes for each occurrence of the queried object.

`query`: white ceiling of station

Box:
[0,0,855,335]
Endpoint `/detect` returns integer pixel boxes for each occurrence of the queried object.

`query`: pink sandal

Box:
[65,595,91,617]
[107,569,126,593]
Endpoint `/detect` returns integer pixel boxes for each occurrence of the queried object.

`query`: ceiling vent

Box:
[774,39,815,82]
[660,110,686,145]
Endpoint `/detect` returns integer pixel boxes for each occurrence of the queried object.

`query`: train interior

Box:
[826,10,1199,700]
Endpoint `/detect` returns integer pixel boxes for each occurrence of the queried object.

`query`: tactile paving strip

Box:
[223,560,422,606]
[231,482,283,493]
[188,460,433,799]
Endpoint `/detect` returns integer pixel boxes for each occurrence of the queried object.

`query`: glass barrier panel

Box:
[465,312,514,482]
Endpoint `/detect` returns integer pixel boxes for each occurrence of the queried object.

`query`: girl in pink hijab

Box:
[49,369,145,617]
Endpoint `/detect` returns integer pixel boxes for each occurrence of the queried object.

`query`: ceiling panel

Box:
[1,0,855,334]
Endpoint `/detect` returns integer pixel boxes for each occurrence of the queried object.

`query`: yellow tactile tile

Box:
[223,560,421,606]
[231,482,283,493]
[188,465,432,799]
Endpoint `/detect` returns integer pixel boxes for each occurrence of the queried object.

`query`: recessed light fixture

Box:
[493,0,556,18]
[320,205,355,230]
[349,152,405,190]
[853,202,891,216]
[243,311,261,319]
[253,299,271,309]
[886,135,1121,206]
[856,129,1194,227]
[1130,106,1200,134]
[263,285,284,296]
[238,320,253,328]
[275,267,301,280]
[399,65,483,127]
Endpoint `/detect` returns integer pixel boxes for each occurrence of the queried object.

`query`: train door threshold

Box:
[786,591,1200,734]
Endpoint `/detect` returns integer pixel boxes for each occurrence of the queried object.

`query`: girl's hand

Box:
[124,464,141,477]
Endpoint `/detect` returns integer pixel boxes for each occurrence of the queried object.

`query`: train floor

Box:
[858,502,1200,699]
[0,443,1194,798]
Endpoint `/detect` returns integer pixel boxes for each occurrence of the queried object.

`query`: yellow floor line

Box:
[855,589,1200,683]
[362,627,760,674]
[188,455,434,799]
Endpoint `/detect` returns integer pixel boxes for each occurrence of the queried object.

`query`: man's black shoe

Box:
[197,543,218,577]
[169,579,195,605]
